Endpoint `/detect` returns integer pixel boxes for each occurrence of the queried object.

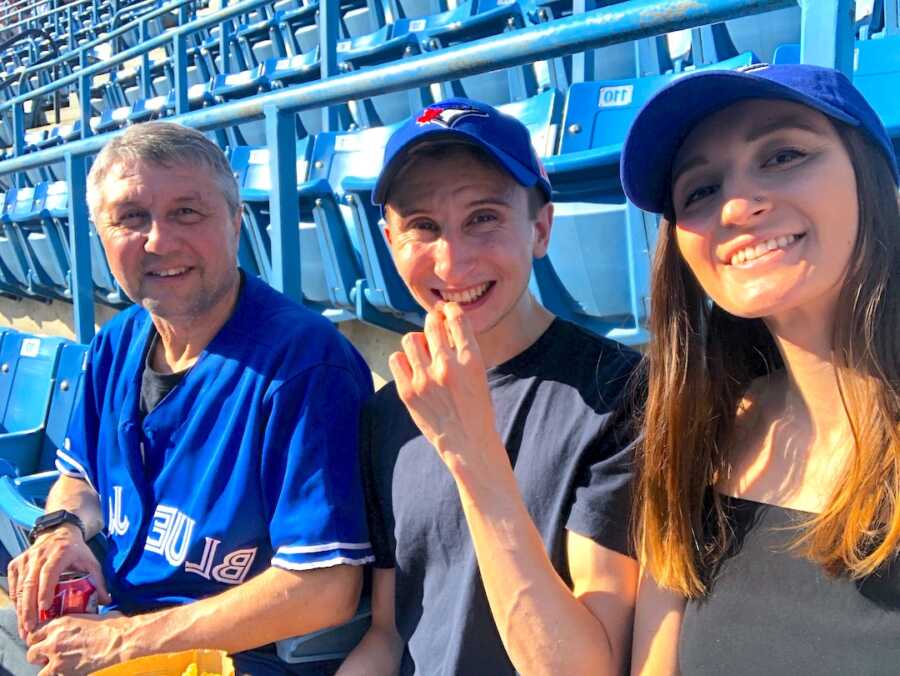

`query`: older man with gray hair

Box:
[1,122,374,675]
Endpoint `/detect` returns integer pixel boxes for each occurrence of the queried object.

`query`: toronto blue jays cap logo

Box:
[416,103,489,128]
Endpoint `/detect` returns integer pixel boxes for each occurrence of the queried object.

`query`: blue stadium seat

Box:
[0,340,88,558]
[7,181,71,300]
[0,332,66,447]
[725,5,800,62]
[312,122,418,330]
[212,64,271,145]
[853,33,900,144]
[229,138,355,319]
[0,338,83,477]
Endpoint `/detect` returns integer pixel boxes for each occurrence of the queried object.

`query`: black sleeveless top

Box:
[679,496,900,675]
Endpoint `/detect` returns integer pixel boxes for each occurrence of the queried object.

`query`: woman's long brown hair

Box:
[632,123,900,597]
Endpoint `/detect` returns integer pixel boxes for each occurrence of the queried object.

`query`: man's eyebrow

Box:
[390,191,515,218]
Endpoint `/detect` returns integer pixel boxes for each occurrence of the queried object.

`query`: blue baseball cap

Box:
[373,97,552,206]
[621,63,900,214]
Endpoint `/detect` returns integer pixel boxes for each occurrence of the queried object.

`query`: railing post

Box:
[67,5,75,52]
[79,51,92,140]
[141,18,152,99]
[570,0,595,82]
[799,0,855,74]
[66,153,95,344]
[12,102,25,188]
[265,104,302,303]
[174,32,189,114]
[319,2,340,131]
[219,9,232,73]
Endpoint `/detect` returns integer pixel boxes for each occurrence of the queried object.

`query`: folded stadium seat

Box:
[0,187,55,300]
[0,335,77,477]
[539,53,758,344]
[336,25,428,127]
[297,122,416,329]
[551,51,757,198]
[0,331,66,460]
[0,340,88,558]
[21,130,49,186]
[229,138,358,321]
[25,180,127,307]
[265,51,355,137]
[127,93,172,124]
[283,0,386,56]
[6,182,70,301]
[723,5,799,63]
[94,105,132,135]
[211,64,272,146]
[854,33,900,145]
[384,0,446,20]
[402,0,545,106]
[238,10,293,68]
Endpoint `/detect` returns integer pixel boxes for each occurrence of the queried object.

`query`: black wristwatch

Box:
[28,510,86,545]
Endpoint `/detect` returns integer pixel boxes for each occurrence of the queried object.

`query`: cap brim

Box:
[373,127,546,205]
[620,69,860,214]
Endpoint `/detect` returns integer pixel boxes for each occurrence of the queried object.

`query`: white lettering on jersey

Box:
[165,511,195,567]
[145,505,177,554]
[107,485,129,536]
[184,537,221,580]
[144,505,196,566]
[212,548,258,585]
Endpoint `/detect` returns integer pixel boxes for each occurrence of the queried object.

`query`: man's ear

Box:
[532,201,553,259]
[382,207,395,247]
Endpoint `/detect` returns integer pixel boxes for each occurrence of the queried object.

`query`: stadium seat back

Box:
[0,333,64,435]
[37,342,88,472]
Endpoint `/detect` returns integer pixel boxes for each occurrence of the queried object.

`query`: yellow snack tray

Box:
[91,648,234,676]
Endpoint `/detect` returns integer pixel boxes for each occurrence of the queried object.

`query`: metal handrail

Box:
[0,0,94,39]
[11,0,193,84]
[0,0,798,175]
[0,0,270,114]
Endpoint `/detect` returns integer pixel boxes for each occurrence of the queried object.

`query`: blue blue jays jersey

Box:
[56,274,374,614]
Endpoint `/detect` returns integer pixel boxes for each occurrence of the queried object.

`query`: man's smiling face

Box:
[383,147,550,341]
[93,159,242,324]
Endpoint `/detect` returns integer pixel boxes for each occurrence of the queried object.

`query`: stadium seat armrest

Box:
[0,428,43,476]
[0,474,45,528]
[296,178,334,199]
[15,470,60,499]
[542,147,622,178]
[340,176,375,194]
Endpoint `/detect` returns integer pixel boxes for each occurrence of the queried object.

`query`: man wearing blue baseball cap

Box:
[338,99,640,675]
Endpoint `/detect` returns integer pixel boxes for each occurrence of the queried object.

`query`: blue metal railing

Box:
[0,0,857,341]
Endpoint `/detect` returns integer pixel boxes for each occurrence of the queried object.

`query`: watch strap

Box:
[28,510,86,545]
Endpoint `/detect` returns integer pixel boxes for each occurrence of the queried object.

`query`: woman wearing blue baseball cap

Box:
[620,63,900,673]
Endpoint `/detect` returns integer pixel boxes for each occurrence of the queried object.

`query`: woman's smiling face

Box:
[670,98,859,322]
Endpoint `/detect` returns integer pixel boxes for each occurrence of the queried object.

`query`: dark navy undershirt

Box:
[139,329,188,417]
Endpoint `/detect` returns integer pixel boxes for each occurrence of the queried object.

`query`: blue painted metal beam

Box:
[66,153,95,343]
[799,0,855,74]
[265,105,302,303]
[320,0,341,131]
[0,0,800,180]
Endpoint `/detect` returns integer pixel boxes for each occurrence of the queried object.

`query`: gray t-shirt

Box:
[360,318,639,675]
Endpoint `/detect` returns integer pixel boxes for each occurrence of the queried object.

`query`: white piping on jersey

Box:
[271,554,375,571]
[55,450,96,492]
[276,541,372,554]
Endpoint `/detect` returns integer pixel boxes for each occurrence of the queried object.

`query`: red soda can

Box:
[38,571,98,623]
